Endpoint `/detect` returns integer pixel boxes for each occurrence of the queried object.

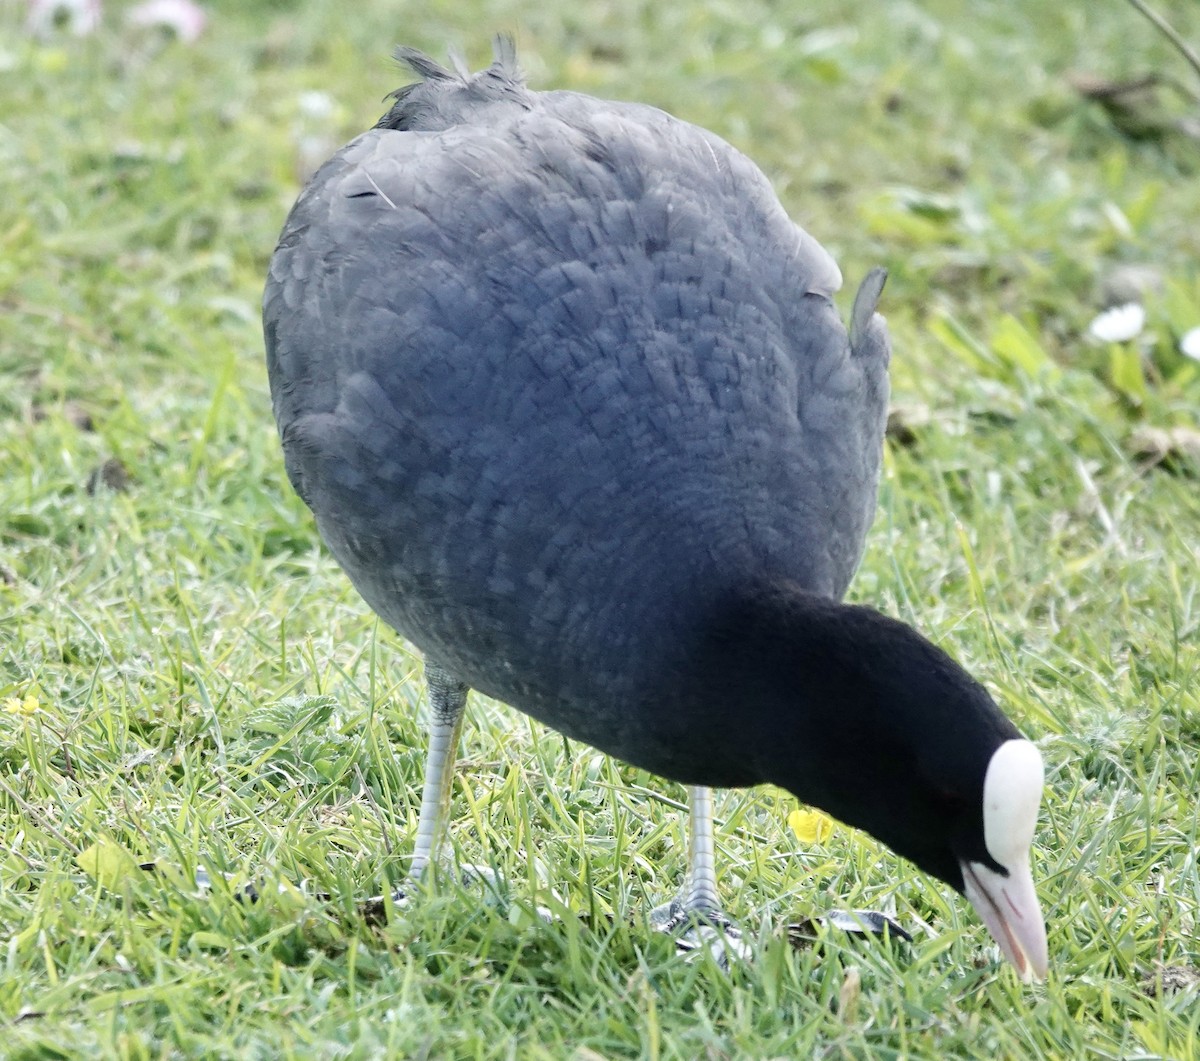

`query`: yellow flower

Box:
[4,693,39,717]
[787,807,834,844]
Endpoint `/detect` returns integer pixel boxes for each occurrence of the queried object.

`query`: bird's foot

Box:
[650,898,752,967]
[362,863,556,925]
[787,908,913,947]
[365,862,504,909]
[394,861,506,903]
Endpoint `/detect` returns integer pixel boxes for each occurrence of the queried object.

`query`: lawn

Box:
[2,0,1199,1057]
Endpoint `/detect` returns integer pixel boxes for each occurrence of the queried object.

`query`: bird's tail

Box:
[376,35,524,132]
[850,267,888,358]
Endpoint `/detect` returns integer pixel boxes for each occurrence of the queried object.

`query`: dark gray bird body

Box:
[265,45,1050,980]
[265,50,889,786]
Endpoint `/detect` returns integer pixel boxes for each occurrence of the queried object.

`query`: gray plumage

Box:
[264,41,890,786]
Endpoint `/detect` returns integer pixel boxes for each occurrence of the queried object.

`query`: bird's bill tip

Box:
[962,858,1049,982]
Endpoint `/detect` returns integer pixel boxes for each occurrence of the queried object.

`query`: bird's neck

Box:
[682,582,880,779]
[681,580,1010,797]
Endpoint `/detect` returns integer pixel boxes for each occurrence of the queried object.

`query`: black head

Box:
[695,582,1049,978]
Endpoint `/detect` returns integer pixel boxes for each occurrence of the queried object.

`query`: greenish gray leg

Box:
[684,785,721,913]
[407,661,469,882]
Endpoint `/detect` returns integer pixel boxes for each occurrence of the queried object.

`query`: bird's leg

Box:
[389,662,532,914]
[402,661,469,890]
[683,784,721,914]
[651,785,750,964]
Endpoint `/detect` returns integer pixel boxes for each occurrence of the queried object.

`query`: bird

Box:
[263,38,1049,980]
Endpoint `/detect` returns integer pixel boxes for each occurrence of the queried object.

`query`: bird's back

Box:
[264,45,890,770]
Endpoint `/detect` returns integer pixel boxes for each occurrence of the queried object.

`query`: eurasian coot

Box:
[264,39,1048,980]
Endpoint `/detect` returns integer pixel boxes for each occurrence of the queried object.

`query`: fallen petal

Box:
[298,90,336,120]
[126,0,206,42]
[1180,327,1200,362]
[787,807,834,843]
[1087,302,1146,343]
[26,0,101,36]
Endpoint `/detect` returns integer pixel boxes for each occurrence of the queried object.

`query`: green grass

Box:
[2,0,1199,1056]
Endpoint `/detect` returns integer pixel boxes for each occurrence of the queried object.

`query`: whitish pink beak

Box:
[962,858,1048,981]
[963,738,1049,981]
